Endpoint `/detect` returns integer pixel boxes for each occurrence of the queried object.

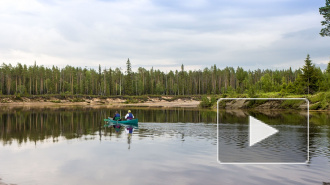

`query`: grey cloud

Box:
[0,0,328,71]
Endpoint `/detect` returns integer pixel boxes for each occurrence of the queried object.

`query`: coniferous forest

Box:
[0,55,330,97]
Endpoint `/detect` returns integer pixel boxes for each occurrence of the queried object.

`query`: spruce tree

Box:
[326,61,330,91]
[326,61,330,73]
[319,0,330,36]
[300,54,319,94]
[125,58,133,95]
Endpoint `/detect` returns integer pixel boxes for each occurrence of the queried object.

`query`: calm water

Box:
[0,107,329,185]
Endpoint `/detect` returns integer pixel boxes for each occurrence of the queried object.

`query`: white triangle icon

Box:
[249,116,278,147]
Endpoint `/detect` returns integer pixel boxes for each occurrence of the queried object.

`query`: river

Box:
[0,107,329,185]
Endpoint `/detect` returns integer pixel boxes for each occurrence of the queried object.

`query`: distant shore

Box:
[0,95,201,108]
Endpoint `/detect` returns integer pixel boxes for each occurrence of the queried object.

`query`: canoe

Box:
[104,118,138,126]
[104,118,138,129]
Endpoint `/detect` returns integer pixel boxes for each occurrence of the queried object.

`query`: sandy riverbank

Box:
[2,96,328,111]
[0,96,201,108]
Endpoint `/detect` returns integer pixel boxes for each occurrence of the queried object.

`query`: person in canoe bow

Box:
[125,110,134,120]
[113,111,121,121]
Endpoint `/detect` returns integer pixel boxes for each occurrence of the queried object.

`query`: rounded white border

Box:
[217,98,309,165]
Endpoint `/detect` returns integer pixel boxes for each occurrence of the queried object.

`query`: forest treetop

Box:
[1,56,330,97]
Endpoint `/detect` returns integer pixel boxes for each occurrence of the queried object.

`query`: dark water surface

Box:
[0,107,329,185]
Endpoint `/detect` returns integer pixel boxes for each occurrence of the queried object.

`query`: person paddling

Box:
[113,111,121,121]
[125,110,134,120]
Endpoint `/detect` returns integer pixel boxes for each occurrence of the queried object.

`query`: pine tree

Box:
[325,61,330,91]
[326,61,330,73]
[300,54,319,94]
[98,64,102,95]
[260,73,272,92]
[125,58,133,95]
[319,0,330,36]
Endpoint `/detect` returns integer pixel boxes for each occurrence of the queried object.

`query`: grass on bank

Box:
[199,91,330,110]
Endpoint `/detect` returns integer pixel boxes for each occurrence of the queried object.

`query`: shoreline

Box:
[0,96,201,108]
[0,95,329,111]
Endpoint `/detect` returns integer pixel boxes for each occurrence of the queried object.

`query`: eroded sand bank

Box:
[0,96,201,108]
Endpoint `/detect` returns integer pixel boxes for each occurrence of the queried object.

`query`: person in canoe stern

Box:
[125,110,134,120]
[113,111,121,121]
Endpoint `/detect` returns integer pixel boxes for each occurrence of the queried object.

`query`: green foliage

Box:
[199,95,218,108]
[279,100,304,109]
[246,99,269,108]
[14,93,23,101]
[0,56,329,100]
[313,91,330,101]
[310,92,325,103]
[59,93,67,100]
[319,0,330,37]
[310,102,322,110]
[280,77,288,96]
[247,86,256,98]
[50,100,61,103]
[236,66,248,93]
[296,55,320,94]
[326,61,330,73]
[218,99,226,108]
[199,96,212,108]
[125,98,140,104]
[256,92,281,98]
[155,82,164,94]
[125,58,133,95]
[1,99,10,103]
[210,96,218,104]
[17,85,26,95]
[226,86,235,96]
[70,98,85,102]
[320,98,329,109]
[308,92,330,110]
[320,62,330,91]
[286,82,296,94]
[260,73,272,92]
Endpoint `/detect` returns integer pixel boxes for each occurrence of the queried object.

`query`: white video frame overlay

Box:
[217,98,309,165]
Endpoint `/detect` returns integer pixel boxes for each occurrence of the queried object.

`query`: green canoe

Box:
[104,118,138,126]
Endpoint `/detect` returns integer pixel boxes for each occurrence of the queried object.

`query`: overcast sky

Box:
[0,0,329,71]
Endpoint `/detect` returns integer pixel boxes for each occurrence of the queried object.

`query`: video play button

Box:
[249,116,278,147]
[217,98,309,164]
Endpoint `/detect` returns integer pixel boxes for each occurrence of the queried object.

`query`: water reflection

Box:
[0,107,329,147]
[0,107,218,147]
[219,109,330,162]
[0,107,329,185]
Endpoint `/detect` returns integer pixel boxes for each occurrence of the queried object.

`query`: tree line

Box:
[0,55,329,97]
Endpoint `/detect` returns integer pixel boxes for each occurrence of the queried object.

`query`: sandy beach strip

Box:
[0,98,201,108]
